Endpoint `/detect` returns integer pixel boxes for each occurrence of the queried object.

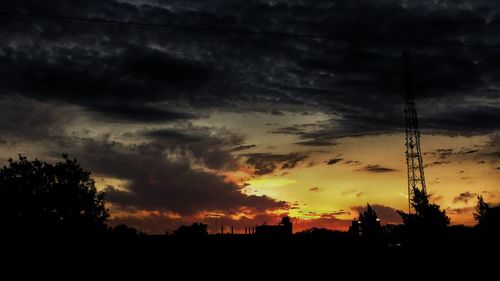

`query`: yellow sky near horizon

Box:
[195,112,499,226]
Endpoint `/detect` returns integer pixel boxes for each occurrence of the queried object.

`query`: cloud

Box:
[351,204,402,224]
[431,149,454,160]
[460,149,480,155]
[1,43,208,122]
[0,96,79,141]
[356,165,397,173]
[453,191,478,204]
[478,134,500,162]
[74,137,289,216]
[141,126,244,171]
[294,140,338,147]
[425,160,451,168]
[320,210,350,217]
[1,0,498,136]
[308,187,322,192]
[326,158,343,165]
[426,147,482,164]
[481,190,500,201]
[341,190,364,198]
[229,144,257,152]
[244,153,308,175]
[446,207,476,215]
[1,0,499,231]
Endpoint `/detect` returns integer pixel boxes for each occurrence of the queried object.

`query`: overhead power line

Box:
[1,11,500,49]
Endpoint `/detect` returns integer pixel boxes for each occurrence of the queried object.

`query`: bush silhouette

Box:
[0,155,109,237]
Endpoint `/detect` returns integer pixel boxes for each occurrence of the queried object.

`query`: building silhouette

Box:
[255,217,292,237]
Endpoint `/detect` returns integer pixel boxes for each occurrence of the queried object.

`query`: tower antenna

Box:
[404,50,427,213]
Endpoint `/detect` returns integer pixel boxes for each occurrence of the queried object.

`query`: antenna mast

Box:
[404,50,427,213]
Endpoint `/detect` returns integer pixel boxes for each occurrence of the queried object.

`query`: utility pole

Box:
[205,214,222,234]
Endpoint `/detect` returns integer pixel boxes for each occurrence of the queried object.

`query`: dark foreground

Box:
[3,235,498,279]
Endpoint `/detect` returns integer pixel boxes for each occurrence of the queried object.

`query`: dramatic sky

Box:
[1,0,499,233]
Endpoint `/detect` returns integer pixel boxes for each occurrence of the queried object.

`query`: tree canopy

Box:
[358,204,382,240]
[474,196,500,236]
[397,188,450,242]
[0,155,109,237]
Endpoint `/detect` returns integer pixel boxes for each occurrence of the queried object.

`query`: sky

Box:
[0,0,499,233]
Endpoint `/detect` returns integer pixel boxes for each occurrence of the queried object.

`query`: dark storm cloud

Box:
[143,128,209,143]
[244,152,308,175]
[0,43,208,122]
[273,121,397,145]
[94,104,196,123]
[1,0,499,133]
[140,126,246,171]
[74,137,288,215]
[356,165,397,173]
[0,96,77,142]
[421,107,500,135]
[0,97,287,215]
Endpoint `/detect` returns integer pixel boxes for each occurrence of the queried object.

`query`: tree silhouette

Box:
[474,196,500,237]
[358,204,382,241]
[112,224,141,238]
[0,155,109,237]
[474,196,489,225]
[397,188,450,243]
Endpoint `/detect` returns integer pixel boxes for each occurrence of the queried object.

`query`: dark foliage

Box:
[358,204,383,240]
[474,196,500,237]
[112,224,141,238]
[397,188,450,243]
[0,155,109,237]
